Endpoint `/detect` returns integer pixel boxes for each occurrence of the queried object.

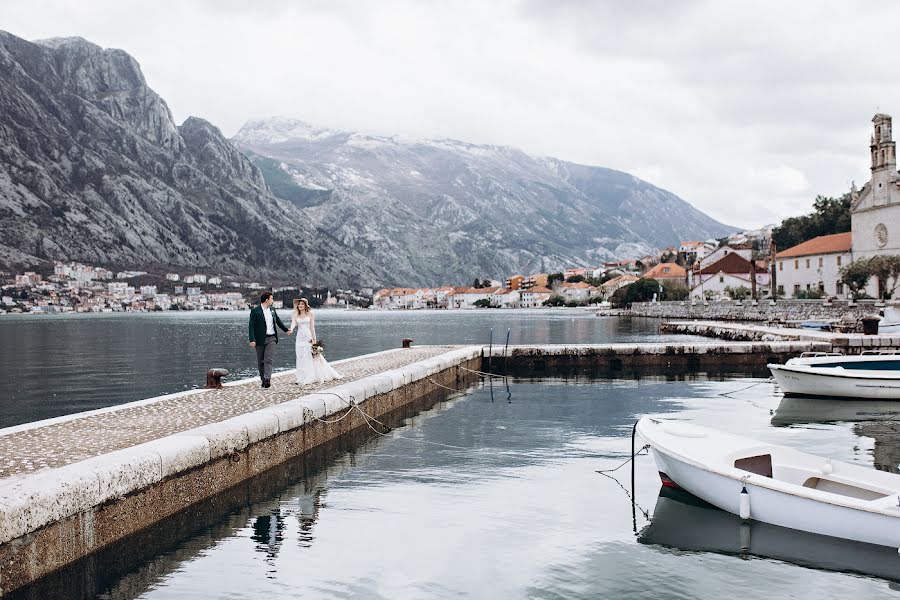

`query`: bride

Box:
[287,298,342,385]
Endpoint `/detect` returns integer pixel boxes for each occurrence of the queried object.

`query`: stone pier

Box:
[660,320,900,353]
[0,340,843,594]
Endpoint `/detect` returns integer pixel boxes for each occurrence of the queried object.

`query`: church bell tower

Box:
[870,113,897,205]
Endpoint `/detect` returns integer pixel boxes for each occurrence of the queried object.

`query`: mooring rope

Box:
[594,444,650,474]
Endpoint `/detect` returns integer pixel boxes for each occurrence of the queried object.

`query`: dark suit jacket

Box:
[248,305,288,344]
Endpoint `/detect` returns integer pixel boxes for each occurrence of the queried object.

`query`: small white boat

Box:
[768,352,900,400]
[640,487,900,583]
[636,416,900,548]
[881,306,900,335]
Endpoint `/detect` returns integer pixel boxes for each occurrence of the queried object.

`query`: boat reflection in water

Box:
[772,396,900,474]
[771,396,900,426]
[639,487,900,584]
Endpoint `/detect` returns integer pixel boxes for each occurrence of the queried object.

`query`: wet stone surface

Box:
[0,346,459,480]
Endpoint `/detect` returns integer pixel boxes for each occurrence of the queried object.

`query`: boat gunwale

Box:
[636,417,900,517]
[768,363,900,381]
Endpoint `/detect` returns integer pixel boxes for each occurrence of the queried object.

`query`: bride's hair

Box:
[293,297,311,317]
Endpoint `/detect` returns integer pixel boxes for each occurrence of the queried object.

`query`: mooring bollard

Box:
[206,368,229,389]
[402,338,414,348]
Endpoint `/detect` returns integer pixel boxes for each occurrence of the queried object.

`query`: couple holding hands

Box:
[248,291,342,388]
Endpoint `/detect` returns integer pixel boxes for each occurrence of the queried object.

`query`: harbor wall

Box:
[628,299,883,325]
[0,347,482,595]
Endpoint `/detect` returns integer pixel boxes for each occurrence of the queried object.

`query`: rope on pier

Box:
[426,377,465,392]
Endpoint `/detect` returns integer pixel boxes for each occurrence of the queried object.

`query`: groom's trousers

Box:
[256,334,277,382]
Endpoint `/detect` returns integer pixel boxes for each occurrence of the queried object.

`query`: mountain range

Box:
[234,118,736,285]
[0,31,387,286]
[0,30,734,287]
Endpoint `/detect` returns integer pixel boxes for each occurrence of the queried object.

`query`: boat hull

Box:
[769,365,900,400]
[649,447,900,548]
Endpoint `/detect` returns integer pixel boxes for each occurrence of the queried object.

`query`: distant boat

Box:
[640,486,900,583]
[636,416,900,548]
[881,306,900,335]
[768,352,900,400]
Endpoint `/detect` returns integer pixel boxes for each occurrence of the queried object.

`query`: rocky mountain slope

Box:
[0,31,387,286]
[234,118,735,285]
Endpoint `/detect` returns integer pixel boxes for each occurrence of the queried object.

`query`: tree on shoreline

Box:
[772,193,851,250]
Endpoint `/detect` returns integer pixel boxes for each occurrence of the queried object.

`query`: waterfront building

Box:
[642,262,688,284]
[774,232,852,298]
[505,275,524,290]
[564,267,591,280]
[165,273,180,281]
[522,273,549,289]
[698,245,752,270]
[556,281,598,302]
[600,274,639,297]
[679,241,717,266]
[690,253,769,300]
[519,286,552,308]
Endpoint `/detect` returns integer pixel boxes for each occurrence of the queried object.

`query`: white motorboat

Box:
[768,352,900,400]
[640,487,900,583]
[881,305,900,335]
[636,416,900,548]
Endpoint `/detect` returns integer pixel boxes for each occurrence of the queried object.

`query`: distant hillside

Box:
[235,117,736,285]
[0,32,388,286]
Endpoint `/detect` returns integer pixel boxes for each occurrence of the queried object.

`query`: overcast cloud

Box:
[2,0,898,229]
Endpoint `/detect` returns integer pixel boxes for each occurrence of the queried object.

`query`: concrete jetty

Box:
[660,320,900,352]
[0,340,840,594]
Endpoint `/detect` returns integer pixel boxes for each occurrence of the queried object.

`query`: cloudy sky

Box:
[2,0,898,229]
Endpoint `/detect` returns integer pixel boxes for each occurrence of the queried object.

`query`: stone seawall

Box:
[2,340,845,594]
[0,347,482,596]
[628,299,884,325]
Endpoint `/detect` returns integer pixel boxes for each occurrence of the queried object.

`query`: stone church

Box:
[851,113,900,261]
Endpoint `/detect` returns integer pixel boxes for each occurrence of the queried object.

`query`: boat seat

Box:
[802,477,890,501]
[735,454,773,477]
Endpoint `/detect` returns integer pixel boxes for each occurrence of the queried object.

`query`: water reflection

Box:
[640,487,900,585]
[12,373,900,599]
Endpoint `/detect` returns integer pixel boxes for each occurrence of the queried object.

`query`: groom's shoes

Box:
[263,379,271,389]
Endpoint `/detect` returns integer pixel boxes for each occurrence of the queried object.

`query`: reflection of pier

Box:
[772,396,900,473]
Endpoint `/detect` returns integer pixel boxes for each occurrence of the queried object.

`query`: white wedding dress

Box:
[292,316,342,385]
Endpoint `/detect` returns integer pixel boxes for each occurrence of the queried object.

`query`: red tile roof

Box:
[698,252,755,275]
[643,262,687,279]
[775,232,852,259]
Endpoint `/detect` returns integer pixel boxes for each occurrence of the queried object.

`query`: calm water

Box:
[13,373,900,599]
[0,310,694,427]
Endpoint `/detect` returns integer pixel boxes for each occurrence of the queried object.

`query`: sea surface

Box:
[11,373,900,599]
[0,309,696,427]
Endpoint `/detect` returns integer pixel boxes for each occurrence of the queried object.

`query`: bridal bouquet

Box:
[311,340,325,357]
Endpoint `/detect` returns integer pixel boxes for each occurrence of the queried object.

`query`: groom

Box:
[248,291,289,388]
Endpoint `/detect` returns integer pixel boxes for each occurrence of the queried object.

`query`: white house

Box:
[697,245,752,270]
[557,281,598,302]
[519,286,552,308]
[491,288,521,307]
[774,232,852,298]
